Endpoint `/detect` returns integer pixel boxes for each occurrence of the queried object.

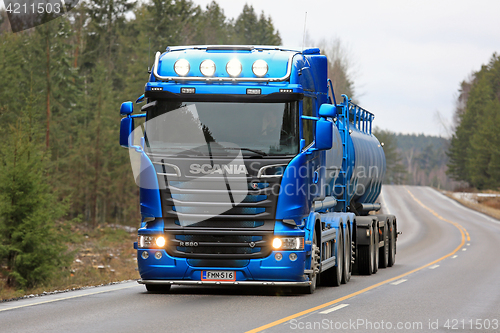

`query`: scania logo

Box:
[179,241,198,247]
[189,163,248,175]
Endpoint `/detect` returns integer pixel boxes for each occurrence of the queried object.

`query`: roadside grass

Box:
[0,225,139,301]
[443,190,500,221]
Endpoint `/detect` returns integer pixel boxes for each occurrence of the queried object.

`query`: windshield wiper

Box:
[224,147,268,156]
[145,147,208,156]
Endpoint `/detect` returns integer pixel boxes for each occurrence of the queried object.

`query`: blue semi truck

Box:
[120,45,398,294]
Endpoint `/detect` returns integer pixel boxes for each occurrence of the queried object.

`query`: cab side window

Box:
[302,97,315,148]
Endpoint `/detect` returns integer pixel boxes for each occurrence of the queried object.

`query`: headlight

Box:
[272,238,282,249]
[155,236,166,247]
[252,59,268,77]
[272,237,304,250]
[200,59,216,77]
[226,59,242,77]
[174,59,190,76]
[138,235,166,248]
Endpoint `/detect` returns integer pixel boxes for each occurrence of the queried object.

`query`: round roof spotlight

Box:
[174,59,190,76]
[226,59,242,77]
[252,59,268,77]
[200,59,216,77]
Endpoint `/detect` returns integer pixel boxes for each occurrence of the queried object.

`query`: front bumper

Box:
[138,279,311,287]
[137,248,309,283]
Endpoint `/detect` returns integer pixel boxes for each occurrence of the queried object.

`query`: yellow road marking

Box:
[0,284,138,313]
[246,187,468,333]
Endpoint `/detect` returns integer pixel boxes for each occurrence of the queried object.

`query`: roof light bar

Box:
[152,51,299,82]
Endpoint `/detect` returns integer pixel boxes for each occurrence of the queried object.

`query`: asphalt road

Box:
[1,185,500,333]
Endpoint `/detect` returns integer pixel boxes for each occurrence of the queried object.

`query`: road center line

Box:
[320,304,349,314]
[391,279,407,285]
[0,284,138,313]
[452,255,458,259]
[429,265,440,269]
[246,188,468,333]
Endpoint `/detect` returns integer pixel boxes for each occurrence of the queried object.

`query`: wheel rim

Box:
[343,227,351,282]
[337,228,343,283]
[310,231,319,290]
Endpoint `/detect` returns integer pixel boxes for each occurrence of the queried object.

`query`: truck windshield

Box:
[144,100,299,156]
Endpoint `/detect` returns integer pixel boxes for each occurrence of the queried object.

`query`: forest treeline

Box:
[375,53,500,191]
[0,0,286,288]
[447,54,500,190]
[0,1,282,227]
[374,129,456,190]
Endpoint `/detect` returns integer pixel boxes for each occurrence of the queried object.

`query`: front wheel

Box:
[302,230,319,294]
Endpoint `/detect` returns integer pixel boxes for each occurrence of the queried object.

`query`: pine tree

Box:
[233,4,281,45]
[448,53,500,189]
[373,128,407,184]
[0,106,71,289]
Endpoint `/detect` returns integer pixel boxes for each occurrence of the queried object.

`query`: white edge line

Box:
[320,303,349,314]
[0,284,138,312]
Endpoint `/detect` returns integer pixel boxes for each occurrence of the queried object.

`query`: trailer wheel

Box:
[341,226,351,284]
[388,221,396,267]
[379,222,389,269]
[321,227,343,287]
[357,225,373,275]
[372,222,379,274]
[145,284,171,293]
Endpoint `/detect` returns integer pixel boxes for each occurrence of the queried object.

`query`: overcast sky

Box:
[193,0,500,137]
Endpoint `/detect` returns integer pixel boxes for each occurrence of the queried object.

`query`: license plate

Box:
[201,270,236,281]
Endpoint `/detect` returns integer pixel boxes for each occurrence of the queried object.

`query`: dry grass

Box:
[443,191,500,221]
[0,225,139,301]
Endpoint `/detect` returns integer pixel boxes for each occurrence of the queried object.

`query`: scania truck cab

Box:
[120,45,397,294]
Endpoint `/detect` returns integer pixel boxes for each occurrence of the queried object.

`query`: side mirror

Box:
[315,118,333,150]
[120,117,134,148]
[135,94,145,104]
[120,101,133,116]
[319,104,336,118]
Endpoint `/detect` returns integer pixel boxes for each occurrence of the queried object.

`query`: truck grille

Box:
[151,156,289,259]
[165,228,274,259]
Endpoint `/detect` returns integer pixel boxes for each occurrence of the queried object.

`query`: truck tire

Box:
[341,226,351,284]
[357,225,373,275]
[301,230,319,294]
[321,227,343,287]
[379,222,389,269]
[388,221,396,267]
[145,284,171,293]
[372,222,379,274]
